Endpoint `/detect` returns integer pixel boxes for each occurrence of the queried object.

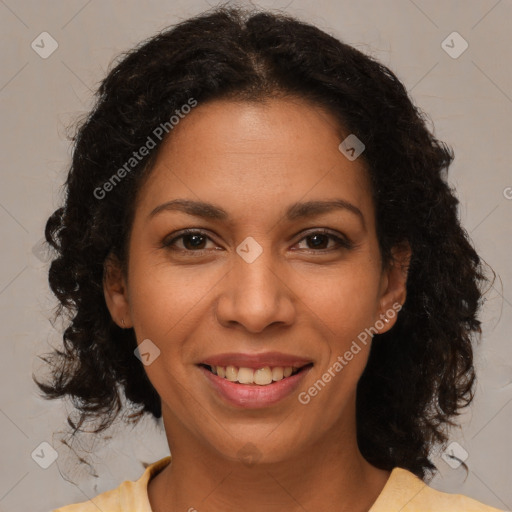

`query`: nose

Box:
[214,246,296,333]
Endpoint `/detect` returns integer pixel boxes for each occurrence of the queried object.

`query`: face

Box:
[104,97,408,464]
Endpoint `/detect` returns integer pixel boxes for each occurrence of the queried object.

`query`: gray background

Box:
[1,1,511,511]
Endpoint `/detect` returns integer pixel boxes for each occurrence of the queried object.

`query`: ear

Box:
[375,242,411,334]
[103,252,133,328]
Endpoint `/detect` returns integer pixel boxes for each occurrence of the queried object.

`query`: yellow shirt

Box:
[53,456,505,511]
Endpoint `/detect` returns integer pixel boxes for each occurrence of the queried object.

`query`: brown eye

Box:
[295,230,353,252]
[162,228,353,254]
[163,230,216,252]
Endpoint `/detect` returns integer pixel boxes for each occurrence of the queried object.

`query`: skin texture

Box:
[103,97,410,512]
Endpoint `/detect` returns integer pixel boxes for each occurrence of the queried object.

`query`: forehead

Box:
[134,97,374,227]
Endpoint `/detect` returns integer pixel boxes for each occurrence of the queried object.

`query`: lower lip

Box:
[199,365,312,409]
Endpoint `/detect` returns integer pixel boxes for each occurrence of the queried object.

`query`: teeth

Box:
[225,365,238,382]
[207,364,300,385]
[238,367,254,384]
[254,367,272,385]
[272,366,284,381]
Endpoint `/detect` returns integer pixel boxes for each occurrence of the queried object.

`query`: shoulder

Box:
[52,485,119,512]
[370,466,505,512]
[52,456,172,512]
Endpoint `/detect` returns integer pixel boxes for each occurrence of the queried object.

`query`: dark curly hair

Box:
[35,4,491,481]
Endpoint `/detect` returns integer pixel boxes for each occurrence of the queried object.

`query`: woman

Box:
[36,6,503,511]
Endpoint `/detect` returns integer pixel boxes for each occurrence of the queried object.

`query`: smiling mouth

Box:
[199,363,313,386]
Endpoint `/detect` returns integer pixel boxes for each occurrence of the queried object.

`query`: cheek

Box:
[128,253,219,334]
[294,264,380,395]
[295,262,381,332]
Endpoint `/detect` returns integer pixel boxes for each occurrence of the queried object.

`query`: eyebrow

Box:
[148,198,365,226]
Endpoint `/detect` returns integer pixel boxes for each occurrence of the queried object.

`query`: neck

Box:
[148,400,390,512]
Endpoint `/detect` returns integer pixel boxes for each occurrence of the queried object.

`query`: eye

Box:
[162,228,353,254]
[293,230,353,252]
[162,229,217,252]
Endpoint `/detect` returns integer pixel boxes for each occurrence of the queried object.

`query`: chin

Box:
[210,433,303,467]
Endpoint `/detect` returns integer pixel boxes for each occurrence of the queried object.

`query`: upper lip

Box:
[200,352,313,369]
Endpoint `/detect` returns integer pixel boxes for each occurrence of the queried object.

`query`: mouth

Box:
[198,362,313,386]
[198,361,314,408]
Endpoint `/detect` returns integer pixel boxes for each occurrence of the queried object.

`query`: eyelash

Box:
[162,228,354,254]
